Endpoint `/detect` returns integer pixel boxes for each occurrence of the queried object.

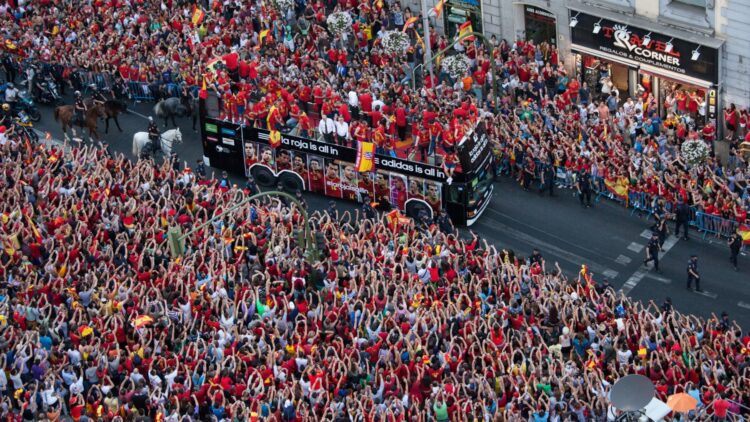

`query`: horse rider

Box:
[73,91,87,126]
[147,116,160,153]
[90,84,107,105]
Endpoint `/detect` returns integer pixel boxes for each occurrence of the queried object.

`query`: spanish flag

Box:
[402,16,419,33]
[199,77,208,100]
[604,176,629,203]
[457,21,474,42]
[258,29,270,48]
[738,225,750,245]
[414,30,425,49]
[4,39,16,50]
[78,325,94,337]
[431,0,445,18]
[355,141,375,172]
[191,6,205,26]
[132,315,154,329]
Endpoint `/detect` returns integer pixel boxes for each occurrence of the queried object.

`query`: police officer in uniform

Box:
[643,232,661,272]
[674,198,691,240]
[687,254,702,292]
[437,209,455,234]
[653,212,668,250]
[728,229,743,271]
[73,91,86,126]
[147,116,160,154]
[539,161,555,197]
[361,194,377,220]
[576,169,593,207]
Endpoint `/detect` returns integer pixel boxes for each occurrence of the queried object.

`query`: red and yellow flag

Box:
[431,0,445,18]
[457,21,474,42]
[132,315,154,329]
[604,177,629,202]
[199,77,208,100]
[414,30,425,49]
[191,6,205,26]
[258,29,270,48]
[738,225,750,245]
[355,141,375,173]
[402,16,419,33]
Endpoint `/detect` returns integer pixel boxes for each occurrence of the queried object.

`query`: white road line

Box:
[644,273,671,284]
[603,269,619,279]
[627,242,644,253]
[640,229,652,239]
[738,302,750,310]
[128,109,150,120]
[621,270,648,295]
[693,290,718,299]
[615,255,632,266]
[621,235,679,295]
[476,216,611,276]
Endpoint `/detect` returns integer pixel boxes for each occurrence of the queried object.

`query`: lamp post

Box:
[168,190,318,263]
[420,0,435,83]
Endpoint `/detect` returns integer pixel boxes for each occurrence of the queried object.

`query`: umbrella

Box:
[667,393,698,413]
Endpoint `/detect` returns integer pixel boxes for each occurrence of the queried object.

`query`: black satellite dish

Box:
[610,374,655,421]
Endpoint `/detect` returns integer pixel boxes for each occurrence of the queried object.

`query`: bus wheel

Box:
[277,172,305,193]
[251,166,277,188]
[405,200,433,221]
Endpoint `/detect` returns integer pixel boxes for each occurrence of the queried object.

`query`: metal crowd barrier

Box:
[514,159,747,243]
[127,81,155,102]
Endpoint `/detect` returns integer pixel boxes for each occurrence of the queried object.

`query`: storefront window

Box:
[523,5,557,46]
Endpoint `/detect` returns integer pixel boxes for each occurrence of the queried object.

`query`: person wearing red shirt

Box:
[394,102,407,142]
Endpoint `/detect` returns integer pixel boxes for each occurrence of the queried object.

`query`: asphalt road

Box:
[28,97,750,329]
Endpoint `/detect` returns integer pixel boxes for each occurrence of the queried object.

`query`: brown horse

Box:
[54,104,106,142]
[85,98,128,133]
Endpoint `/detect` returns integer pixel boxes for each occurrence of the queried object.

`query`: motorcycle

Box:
[16,91,41,122]
[36,78,64,106]
[14,111,39,143]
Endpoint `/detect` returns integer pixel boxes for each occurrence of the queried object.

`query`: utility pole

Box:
[420,0,434,83]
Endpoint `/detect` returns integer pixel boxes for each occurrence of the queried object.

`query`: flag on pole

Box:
[23,212,42,242]
[457,21,474,42]
[430,0,445,18]
[258,29,270,48]
[414,30,425,49]
[355,141,375,172]
[738,225,750,245]
[402,16,419,33]
[199,77,208,100]
[191,6,205,26]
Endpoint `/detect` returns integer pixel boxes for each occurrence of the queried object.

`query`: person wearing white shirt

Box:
[348,90,360,119]
[318,115,335,143]
[334,115,350,146]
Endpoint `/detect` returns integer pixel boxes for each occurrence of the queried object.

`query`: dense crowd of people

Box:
[1,0,748,226]
[1,1,750,419]
[0,128,749,421]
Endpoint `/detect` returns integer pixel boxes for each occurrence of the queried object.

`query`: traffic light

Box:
[167,227,185,257]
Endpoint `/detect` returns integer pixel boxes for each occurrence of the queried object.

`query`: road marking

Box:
[602,269,619,279]
[627,242,644,253]
[644,273,671,284]
[738,302,750,310]
[476,217,611,276]
[621,235,679,295]
[693,290,718,299]
[615,255,632,266]
[128,109,150,120]
[640,229,652,239]
[621,270,648,294]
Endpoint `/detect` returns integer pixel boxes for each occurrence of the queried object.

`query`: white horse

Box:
[132,128,183,157]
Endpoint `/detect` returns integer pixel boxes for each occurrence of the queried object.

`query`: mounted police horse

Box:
[132,128,183,158]
[85,98,128,133]
[54,103,106,142]
[153,97,190,128]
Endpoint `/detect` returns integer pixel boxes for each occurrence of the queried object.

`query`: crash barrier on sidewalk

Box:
[517,159,747,242]
[74,71,114,93]
[127,82,155,102]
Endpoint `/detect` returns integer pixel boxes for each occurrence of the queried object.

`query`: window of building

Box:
[671,0,706,7]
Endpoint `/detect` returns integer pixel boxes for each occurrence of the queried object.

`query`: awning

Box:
[567,1,725,50]
[570,45,640,68]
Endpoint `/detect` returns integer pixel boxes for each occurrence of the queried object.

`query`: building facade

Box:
[407,0,749,120]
